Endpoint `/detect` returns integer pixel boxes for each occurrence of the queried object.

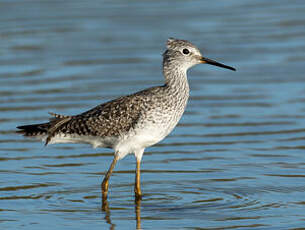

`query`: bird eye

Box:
[182,48,190,55]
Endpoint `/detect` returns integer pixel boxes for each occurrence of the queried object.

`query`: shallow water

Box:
[1,0,305,229]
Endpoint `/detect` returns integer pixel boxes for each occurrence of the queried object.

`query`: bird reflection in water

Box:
[101,198,142,230]
[101,199,115,230]
[135,199,142,230]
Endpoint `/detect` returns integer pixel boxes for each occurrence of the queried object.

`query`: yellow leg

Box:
[101,155,118,201]
[134,159,142,200]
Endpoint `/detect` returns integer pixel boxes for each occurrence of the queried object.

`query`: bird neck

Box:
[163,61,190,95]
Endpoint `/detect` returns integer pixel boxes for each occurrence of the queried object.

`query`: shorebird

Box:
[17,38,235,201]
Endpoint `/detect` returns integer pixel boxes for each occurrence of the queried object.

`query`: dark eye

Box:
[182,48,190,55]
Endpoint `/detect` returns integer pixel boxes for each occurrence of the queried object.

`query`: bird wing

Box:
[51,86,162,139]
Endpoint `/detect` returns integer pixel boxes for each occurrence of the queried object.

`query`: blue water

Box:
[1,0,305,229]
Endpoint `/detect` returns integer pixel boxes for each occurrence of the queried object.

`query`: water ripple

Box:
[1,0,305,229]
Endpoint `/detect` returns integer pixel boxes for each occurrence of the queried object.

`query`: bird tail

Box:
[17,123,49,136]
[16,122,50,144]
[17,112,72,145]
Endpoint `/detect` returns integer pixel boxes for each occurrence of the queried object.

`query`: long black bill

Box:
[200,57,236,71]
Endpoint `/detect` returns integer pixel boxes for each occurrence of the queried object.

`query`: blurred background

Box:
[1,0,305,229]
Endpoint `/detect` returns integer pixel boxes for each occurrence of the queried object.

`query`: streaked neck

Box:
[163,61,189,95]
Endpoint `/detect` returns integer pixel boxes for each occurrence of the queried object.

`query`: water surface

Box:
[1,0,305,229]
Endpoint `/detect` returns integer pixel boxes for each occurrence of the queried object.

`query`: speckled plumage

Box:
[17,38,198,159]
[17,38,235,200]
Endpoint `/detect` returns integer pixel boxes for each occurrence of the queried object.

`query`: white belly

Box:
[114,123,171,159]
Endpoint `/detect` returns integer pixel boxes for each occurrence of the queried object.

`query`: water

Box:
[1,0,305,229]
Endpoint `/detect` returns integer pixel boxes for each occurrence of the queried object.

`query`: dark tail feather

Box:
[16,123,49,137]
[17,114,72,145]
